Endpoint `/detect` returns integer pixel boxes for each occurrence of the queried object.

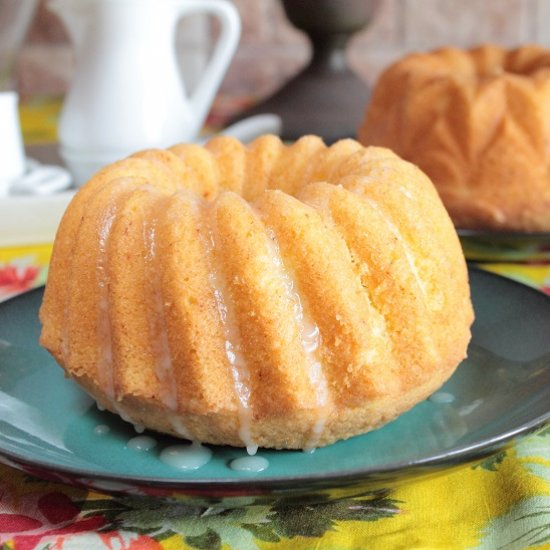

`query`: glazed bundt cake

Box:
[40,135,473,452]
[359,44,550,232]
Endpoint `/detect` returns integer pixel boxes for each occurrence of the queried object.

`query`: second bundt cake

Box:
[40,135,473,452]
[359,44,550,232]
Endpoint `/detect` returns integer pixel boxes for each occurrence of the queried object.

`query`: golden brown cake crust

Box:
[40,135,473,450]
[359,44,550,232]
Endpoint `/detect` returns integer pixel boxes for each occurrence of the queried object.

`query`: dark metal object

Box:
[234,0,380,143]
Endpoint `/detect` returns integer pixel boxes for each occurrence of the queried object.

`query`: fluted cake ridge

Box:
[40,135,473,451]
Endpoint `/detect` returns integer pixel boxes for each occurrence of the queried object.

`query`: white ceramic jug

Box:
[0,91,26,195]
[49,0,240,185]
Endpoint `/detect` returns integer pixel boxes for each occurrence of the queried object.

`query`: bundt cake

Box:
[359,44,550,232]
[39,135,473,452]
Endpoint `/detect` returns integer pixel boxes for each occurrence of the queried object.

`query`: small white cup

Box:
[0,91,26,196]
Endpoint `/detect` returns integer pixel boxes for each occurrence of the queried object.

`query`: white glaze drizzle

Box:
[329,185,440,367]
[126,435,157,452]
[170,416,192,439]
[160,441,213,470]
[203,200,257,455]
[98,395,167,439]
[458,398,483,416]
[93,424,110,436]
[262,225,329,452]
[353,192,443,364]
[96,204,119,399]
[298,188,388,352]
[143,194,193,439]
[60,277,72,363]
[98,394,198,443]
[429,391,455,404]
[360,196,427,297]
[94,189,191,440]
[103,397,134,424]
[143,215,179,411]
[230,455,269,472]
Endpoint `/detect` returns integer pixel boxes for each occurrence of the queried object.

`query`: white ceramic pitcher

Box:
[49,0,241,185]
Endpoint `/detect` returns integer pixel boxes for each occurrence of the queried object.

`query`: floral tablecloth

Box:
[0,247,549,550]
[0,98,549,549]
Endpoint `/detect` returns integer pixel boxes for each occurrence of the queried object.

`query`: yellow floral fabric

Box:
[0,242,549,549]
[0,429,548,549]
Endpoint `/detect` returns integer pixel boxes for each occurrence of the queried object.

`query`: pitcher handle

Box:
[175,0,241,136]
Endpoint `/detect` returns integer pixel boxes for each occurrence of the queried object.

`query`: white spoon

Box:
[199,114,282,144]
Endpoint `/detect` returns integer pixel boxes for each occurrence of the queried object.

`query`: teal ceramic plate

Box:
[457,229,550,262]
[458,229,550,241]
[0,268,549,505]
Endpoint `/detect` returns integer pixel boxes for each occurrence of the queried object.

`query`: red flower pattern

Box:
[0,490,104,549]
[0,265,40,295]
[0,485,163,549]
